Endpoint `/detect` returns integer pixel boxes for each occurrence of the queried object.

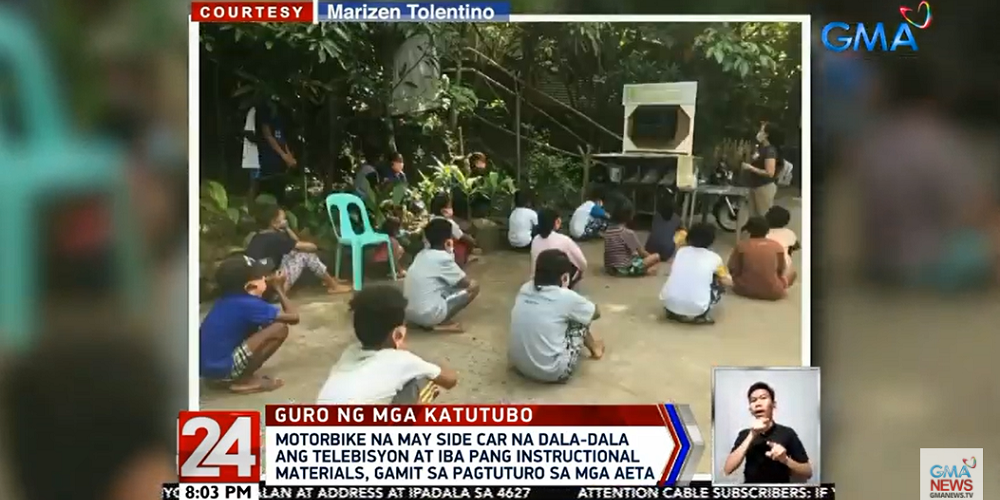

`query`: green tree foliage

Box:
[199,21,800,196]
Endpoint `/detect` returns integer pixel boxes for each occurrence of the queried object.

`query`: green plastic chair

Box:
[325,193,396,291]
[0,9,145,349]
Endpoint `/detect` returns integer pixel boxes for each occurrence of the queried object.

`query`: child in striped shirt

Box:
[603,201,661,277]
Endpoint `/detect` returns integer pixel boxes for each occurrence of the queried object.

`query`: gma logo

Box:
[821,22,919,52]
[930,465,972,478]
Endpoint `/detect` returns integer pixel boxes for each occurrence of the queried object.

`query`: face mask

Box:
[277,220,289,229]
[756,131,767,143]
[442,208,454,218]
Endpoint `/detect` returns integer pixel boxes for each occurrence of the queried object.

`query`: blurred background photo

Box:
[0,1,188,499]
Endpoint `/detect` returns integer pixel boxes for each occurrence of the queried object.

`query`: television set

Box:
[621,82,697,155]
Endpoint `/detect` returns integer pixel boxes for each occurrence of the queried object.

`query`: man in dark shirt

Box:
[723,382,812,483]
[252,99,296,204]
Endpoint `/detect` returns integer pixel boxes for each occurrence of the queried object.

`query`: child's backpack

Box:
[776,160,794,187]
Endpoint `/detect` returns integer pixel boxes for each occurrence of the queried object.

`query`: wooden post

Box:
[515,81,522,185]
[450,25,465,132]
[214,60,223,185]
[326,96,337,191]
[579,144,591,203]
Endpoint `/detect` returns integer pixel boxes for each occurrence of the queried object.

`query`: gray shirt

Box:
[354,163,378,200]
[403,249,466,327]
[509,283,596,382]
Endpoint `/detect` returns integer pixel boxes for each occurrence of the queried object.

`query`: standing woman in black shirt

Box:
[741,122,786,217]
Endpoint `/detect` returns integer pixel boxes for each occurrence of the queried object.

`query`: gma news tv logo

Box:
[821,1,931,52]
[921,449,983,499]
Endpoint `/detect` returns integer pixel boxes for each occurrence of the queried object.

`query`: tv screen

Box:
[629,105,679,148]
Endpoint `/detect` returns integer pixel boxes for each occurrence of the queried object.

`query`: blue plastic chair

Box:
[325,193,396,290]
[0,9,145,349]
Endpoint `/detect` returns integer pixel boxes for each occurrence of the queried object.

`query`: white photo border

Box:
[187,13,813,484]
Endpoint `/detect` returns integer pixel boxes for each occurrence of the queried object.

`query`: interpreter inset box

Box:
[711,367,820,485]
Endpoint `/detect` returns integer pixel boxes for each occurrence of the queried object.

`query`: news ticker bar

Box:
[163,483,837,499]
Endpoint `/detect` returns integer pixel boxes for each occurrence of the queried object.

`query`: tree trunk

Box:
[214,60,224,184]
[514,82,521,183]
[325,94,338,192]
[449,25,467,132]
[385,112,398,153]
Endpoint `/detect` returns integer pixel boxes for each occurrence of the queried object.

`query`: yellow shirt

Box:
[674,228,688,248]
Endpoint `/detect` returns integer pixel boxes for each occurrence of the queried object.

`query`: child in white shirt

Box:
[660,223,732,325]
[569,187,609,240]
[508,191,538,250]
[317,285,458,404]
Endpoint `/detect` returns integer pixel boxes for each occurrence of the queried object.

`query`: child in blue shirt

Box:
[199,255,299,394]
[384,152,409,185]
[569,187,610,240]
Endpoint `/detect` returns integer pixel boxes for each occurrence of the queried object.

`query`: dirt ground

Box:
[201,197,803,474]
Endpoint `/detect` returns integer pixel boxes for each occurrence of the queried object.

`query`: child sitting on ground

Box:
[604,201,661,276]
[644,195,686,262]
[660,223,733,325]
[509,249,605,383]
[729,216,792,300]
[245,203,351,294]
[569,186,610,240]
[531,208,588,288]
[428,193,478,267]
[765,206,799,284]
[199,255,299,394]
[316,285,459,404]
[405,218,481,333]
[372,217,407,278]
[508,191,538,251]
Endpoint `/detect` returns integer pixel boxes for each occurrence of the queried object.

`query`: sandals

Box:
[665,309,715,325]
[432,322,465,333]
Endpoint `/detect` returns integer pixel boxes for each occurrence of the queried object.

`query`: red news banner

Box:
[191,1,313,23]
[173,405,836,499]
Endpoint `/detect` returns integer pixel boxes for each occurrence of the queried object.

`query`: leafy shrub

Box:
[413,158,517,219]
[525,148,583,210]
[712,138,754,171]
